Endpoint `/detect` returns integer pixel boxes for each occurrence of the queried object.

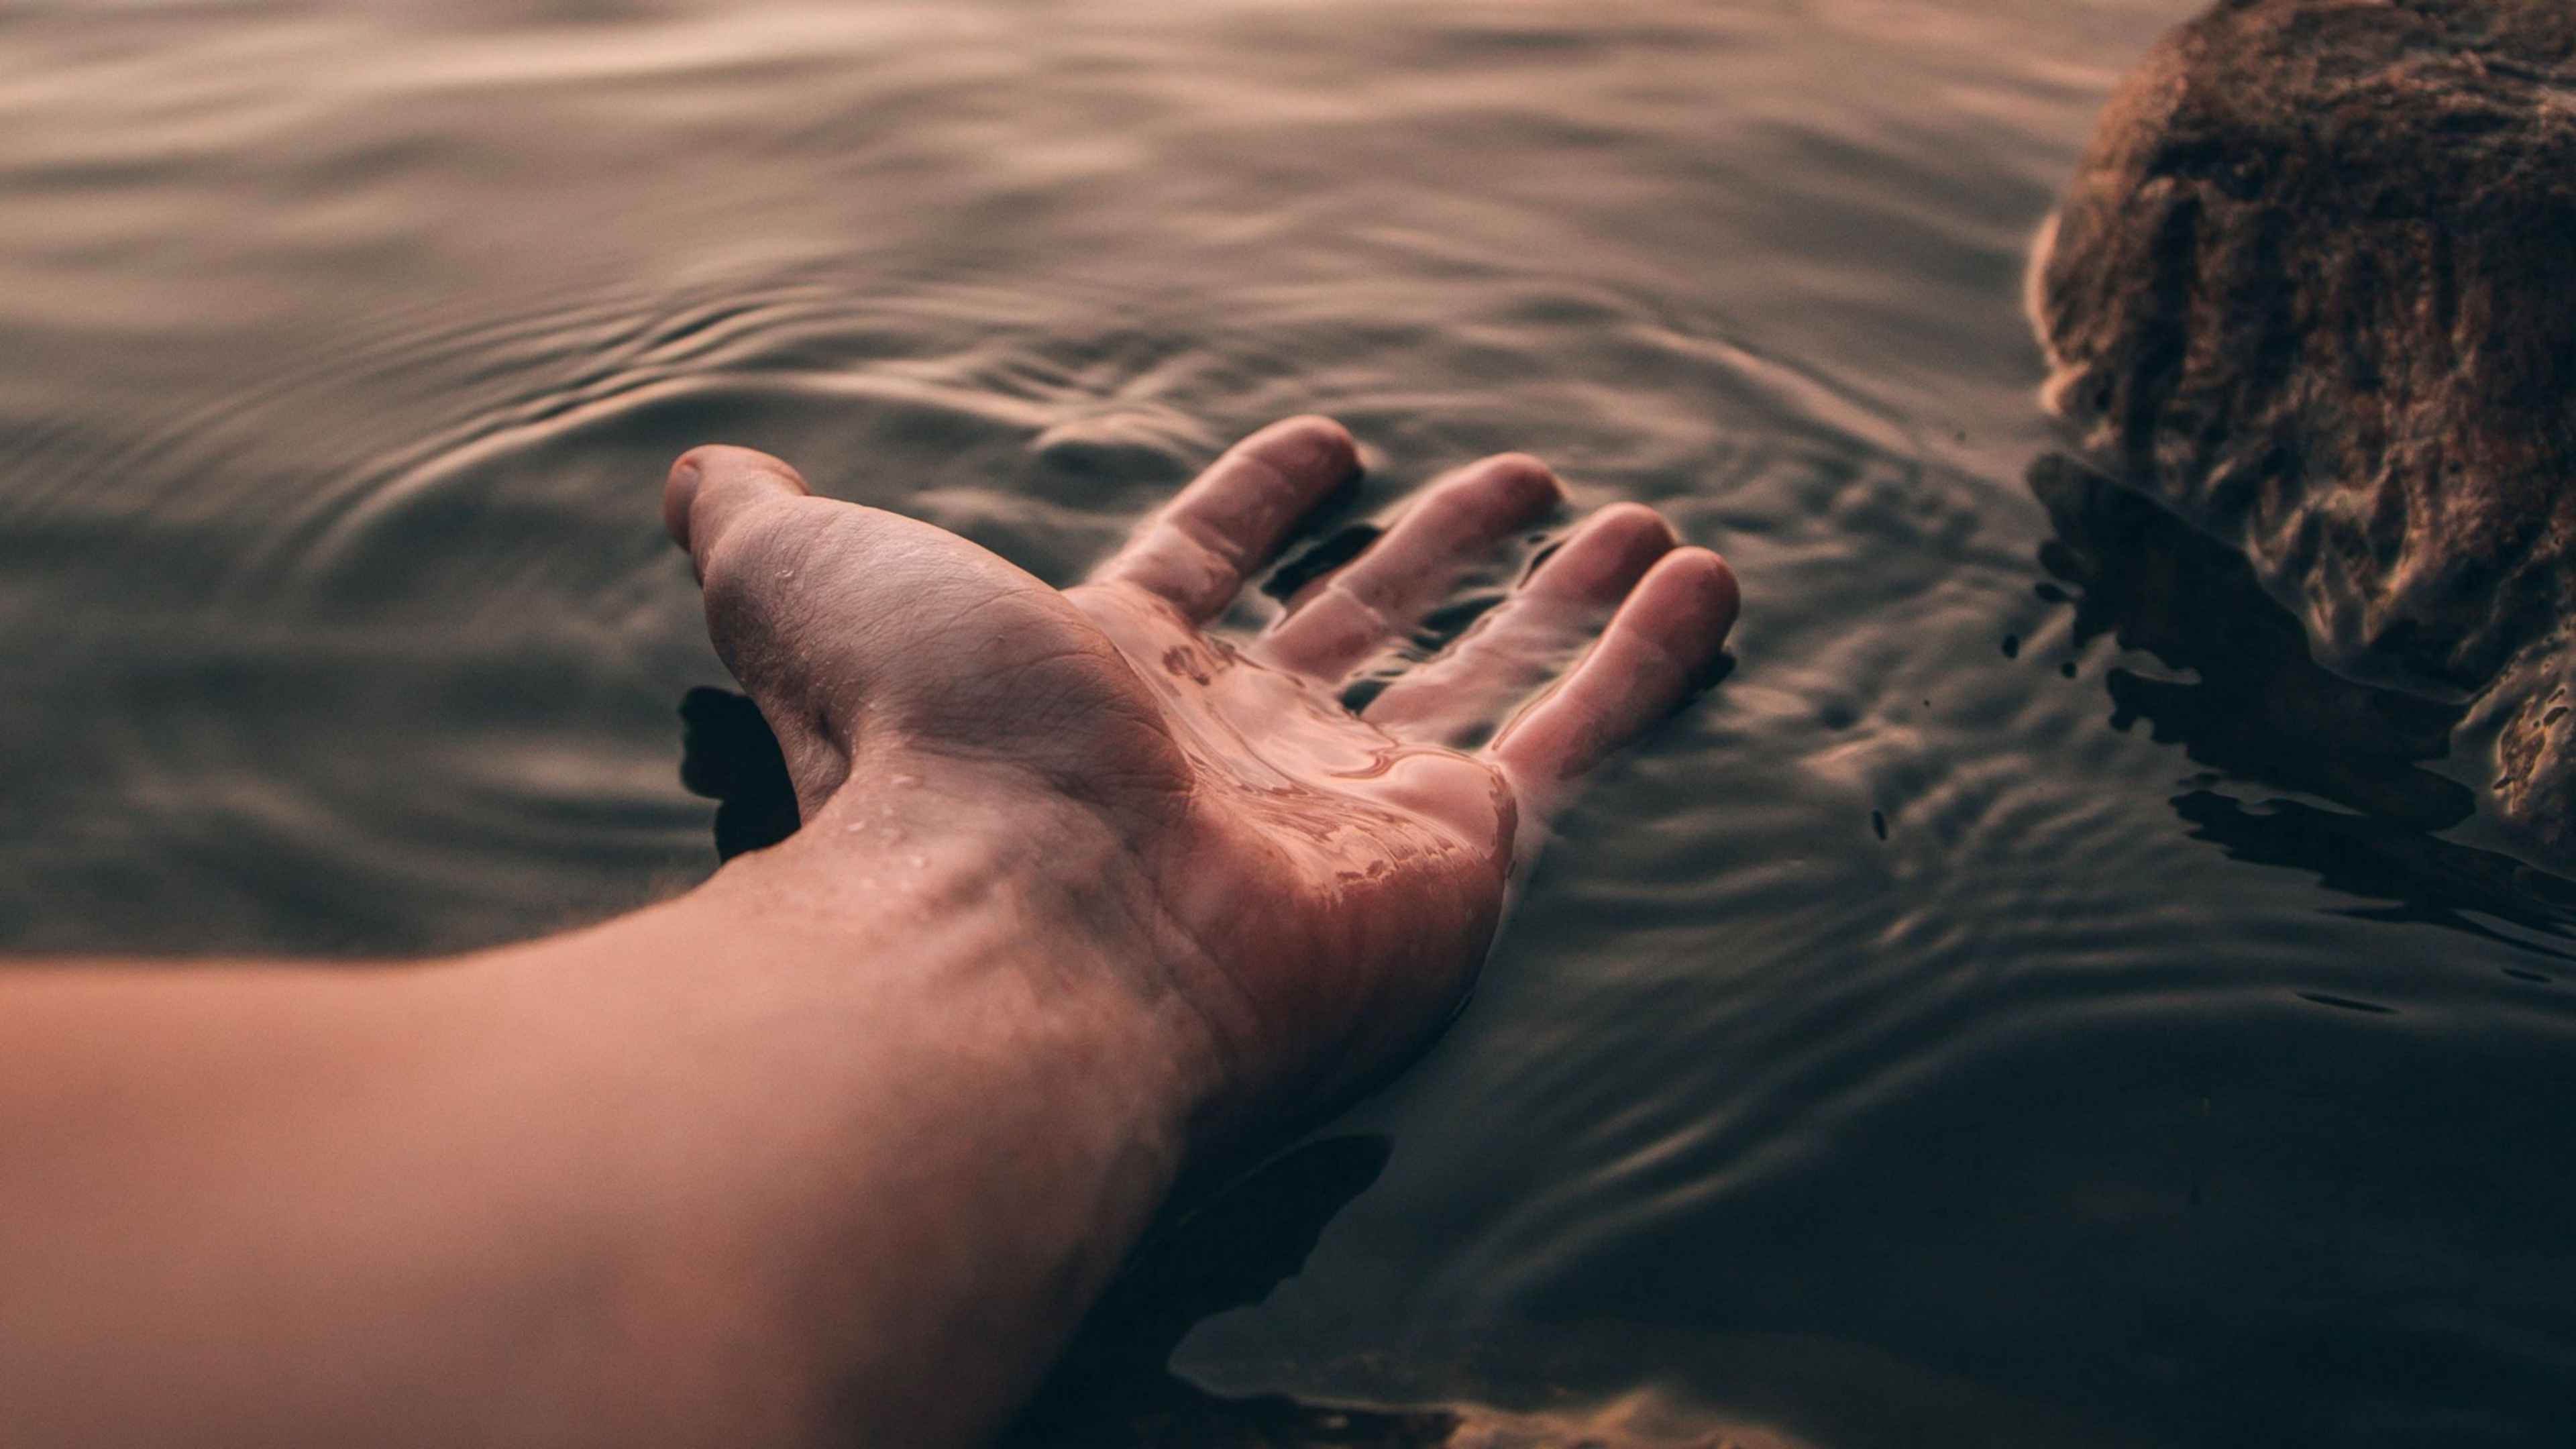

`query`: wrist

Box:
[498,773,1227,1442]
[779,753,1239,1137]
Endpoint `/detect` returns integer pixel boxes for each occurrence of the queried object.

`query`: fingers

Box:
[663,444,812,581]
[1253,453,1564,680]
[1488,545,1739,795]
[1364,502,1680,739]
[1087,415,1360,621]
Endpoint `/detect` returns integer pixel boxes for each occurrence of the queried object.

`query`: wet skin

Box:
[664,415,1740,1142]
[0,417,1735,1448]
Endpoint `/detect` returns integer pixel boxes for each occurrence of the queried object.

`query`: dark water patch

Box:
[678,687,800,862]
[1265,524,1385,603]
[999,1136,1456,1448]
[2028,453,2477,832]
[2174,792,2576,963]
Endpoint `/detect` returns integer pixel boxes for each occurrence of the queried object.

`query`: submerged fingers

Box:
[661,429,1733,813]
[1362,502,1680,739]
[1253,453,1564,680]
[1088,415,1361,621]
[1357,496,1737,808]
[1487,545,1738,796]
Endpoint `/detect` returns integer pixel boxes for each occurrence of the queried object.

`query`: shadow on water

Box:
[678,688,800,862]
[997,1135,1473,1448]
[2027,454,2576,962]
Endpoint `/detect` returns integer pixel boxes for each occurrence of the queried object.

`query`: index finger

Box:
[1087,415,1360,621]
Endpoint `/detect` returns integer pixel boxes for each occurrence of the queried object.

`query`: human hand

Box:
[662,417,1736,1144]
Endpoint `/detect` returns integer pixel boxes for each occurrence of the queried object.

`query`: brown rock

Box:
[2029,0,2576,848]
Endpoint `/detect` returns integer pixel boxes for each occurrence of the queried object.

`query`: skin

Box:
[0,417,1737,1447]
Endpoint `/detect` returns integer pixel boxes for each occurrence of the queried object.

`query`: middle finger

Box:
[1250,453,1562,680]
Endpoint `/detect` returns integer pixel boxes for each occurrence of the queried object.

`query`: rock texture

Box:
[2029,0,2576,848]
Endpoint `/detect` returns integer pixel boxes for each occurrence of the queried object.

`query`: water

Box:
[6,2,2575,1444]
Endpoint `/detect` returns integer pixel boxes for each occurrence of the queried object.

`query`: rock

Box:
[2028,0,2576,850]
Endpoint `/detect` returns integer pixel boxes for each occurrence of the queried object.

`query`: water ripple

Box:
[11,1,2576,1444]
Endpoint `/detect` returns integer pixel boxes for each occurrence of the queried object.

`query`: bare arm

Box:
[0,418,1737,1447]
[2,815,1203,1444]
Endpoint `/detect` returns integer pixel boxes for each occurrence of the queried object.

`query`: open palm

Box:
[663,417,1737,1137]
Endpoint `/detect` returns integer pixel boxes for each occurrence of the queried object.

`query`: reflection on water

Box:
[10,0,2576,1444]
[2174,794,2576,967]
[2026,455,2475,832]
[2028,453,2576,967]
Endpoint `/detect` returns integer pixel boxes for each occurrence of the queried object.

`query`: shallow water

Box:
[7,2,2576,1444]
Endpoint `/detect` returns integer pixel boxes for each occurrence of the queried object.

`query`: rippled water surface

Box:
[9,3,2576,1445]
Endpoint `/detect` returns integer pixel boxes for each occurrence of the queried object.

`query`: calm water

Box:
[7,2,2576,1444]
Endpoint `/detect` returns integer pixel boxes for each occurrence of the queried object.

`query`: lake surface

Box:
[7,2,2576,1445]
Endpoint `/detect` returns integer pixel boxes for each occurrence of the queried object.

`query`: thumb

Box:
[659,443,1119,808]
[663,444,865,819]
[663,443,812,580]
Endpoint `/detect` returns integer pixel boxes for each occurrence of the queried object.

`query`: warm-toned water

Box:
[7,3,2576,1445]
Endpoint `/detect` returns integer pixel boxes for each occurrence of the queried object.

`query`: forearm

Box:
[0,793,1212,1448]
[500,809,1216,1446]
